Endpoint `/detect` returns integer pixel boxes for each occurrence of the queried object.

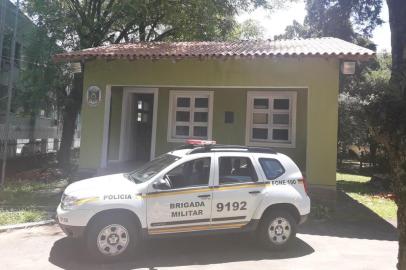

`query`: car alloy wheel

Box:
[97,224,130,256]
[268,217,291,245]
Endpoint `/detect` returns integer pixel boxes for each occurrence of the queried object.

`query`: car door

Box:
[211,153,265,227]
[146,155,214,235]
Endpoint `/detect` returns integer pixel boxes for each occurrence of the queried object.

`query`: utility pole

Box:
[1,0,20,188]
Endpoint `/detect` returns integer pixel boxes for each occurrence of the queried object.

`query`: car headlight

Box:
[61,194,98,210]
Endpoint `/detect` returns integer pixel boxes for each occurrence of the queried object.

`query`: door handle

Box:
[249,190,261,194]
[197,194,211,199]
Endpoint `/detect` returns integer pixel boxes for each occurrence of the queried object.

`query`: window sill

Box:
[167,137,210,143]
[247,141,296,149]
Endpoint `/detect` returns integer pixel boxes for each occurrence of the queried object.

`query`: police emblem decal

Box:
[87,85,101,106]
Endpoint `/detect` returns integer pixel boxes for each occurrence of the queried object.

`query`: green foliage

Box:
[337,54,391,169]
[277,0,386,170]
[278,20,311,40]
[275,0,383,41]
[227,19,265,41]
[305,0,382,40]
[24,0,278,49]
[338,93,369,155]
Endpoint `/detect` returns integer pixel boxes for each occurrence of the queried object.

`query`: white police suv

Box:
[57,140,310,261]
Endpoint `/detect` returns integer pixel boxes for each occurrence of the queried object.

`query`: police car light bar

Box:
[186,139,217,146]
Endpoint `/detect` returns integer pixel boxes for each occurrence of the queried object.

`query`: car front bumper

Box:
[56,204,93,238]
[299,214,309,224]
[58,222,86,238]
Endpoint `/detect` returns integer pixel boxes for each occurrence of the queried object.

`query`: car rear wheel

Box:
[86,213,138,262]
[258,210,297,250]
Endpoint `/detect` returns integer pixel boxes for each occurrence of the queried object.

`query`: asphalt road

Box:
[0,220,398,270]
[0,192,399,270]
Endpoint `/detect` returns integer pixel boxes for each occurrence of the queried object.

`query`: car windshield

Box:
[125,154,180,183]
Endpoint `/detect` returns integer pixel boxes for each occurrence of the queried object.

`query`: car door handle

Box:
[197,194,211,199]
[249,190,261,194]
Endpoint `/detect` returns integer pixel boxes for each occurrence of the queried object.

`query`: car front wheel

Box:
[258,210,297,250]
[86,213,137,261]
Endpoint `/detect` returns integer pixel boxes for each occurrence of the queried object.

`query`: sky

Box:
[237,1,391,52]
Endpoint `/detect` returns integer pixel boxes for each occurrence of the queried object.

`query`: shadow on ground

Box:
[300,191,398,241]
[49,233,314,270]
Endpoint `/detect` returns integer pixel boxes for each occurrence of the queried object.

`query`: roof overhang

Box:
[53,37,376,63]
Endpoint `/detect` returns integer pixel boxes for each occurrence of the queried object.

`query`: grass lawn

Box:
[0,180,67,207]
[0,179,68,226]
[0,209,48,226]
[337,172,397,221]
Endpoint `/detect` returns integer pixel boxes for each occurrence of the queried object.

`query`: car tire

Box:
[258,210,297,250]
[86,213,138,262]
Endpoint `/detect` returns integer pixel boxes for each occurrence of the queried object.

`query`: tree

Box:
[368,1,406,268]
[230,19,265,40]
[16,28,71,119]
[275,0,383,41]
[276,0,383,170]
[280,1,406,268]
[23,0,282,167]
[338,54,391,169]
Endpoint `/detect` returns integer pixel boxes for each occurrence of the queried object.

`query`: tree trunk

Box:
[57,73,83,168]
[389,155,406,270]
[369,139,377,168]
[139,23,146,41]
[386,1,406,268]
[398,194,406,270]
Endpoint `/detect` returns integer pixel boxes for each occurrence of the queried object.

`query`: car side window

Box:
[166,157,211,189]
[259,158,285,180]
[219,157,258,184]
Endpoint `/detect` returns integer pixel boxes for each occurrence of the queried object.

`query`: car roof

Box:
[167,148,192,157]
[168,144,279,158]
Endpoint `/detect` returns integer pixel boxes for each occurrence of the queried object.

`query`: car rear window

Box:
[259,158,285,180]
[219,156,258,184]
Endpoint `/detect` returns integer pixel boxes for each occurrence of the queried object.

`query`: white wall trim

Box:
[100,85,112,168]
[167,90,214,143]
[118,87,159,162]
[118,90,132,161]
[245,90,299,149]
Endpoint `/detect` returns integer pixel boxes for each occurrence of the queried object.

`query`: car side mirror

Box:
[152,178,171,190]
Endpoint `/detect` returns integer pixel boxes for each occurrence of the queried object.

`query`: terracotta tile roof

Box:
[54,37,375,62]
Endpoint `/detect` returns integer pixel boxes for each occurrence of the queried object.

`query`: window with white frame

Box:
[168,91,213,142]
[247,91,297,147]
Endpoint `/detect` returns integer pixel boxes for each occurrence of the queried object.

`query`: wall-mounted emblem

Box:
[87,85,101,107]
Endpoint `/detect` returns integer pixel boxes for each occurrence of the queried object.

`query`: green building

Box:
[0,0,34,95]
[55,38,374,201]
[0,0,59,158]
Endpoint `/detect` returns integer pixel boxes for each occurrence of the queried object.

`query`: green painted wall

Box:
[80,57,339,187]
[154,88,307,171]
